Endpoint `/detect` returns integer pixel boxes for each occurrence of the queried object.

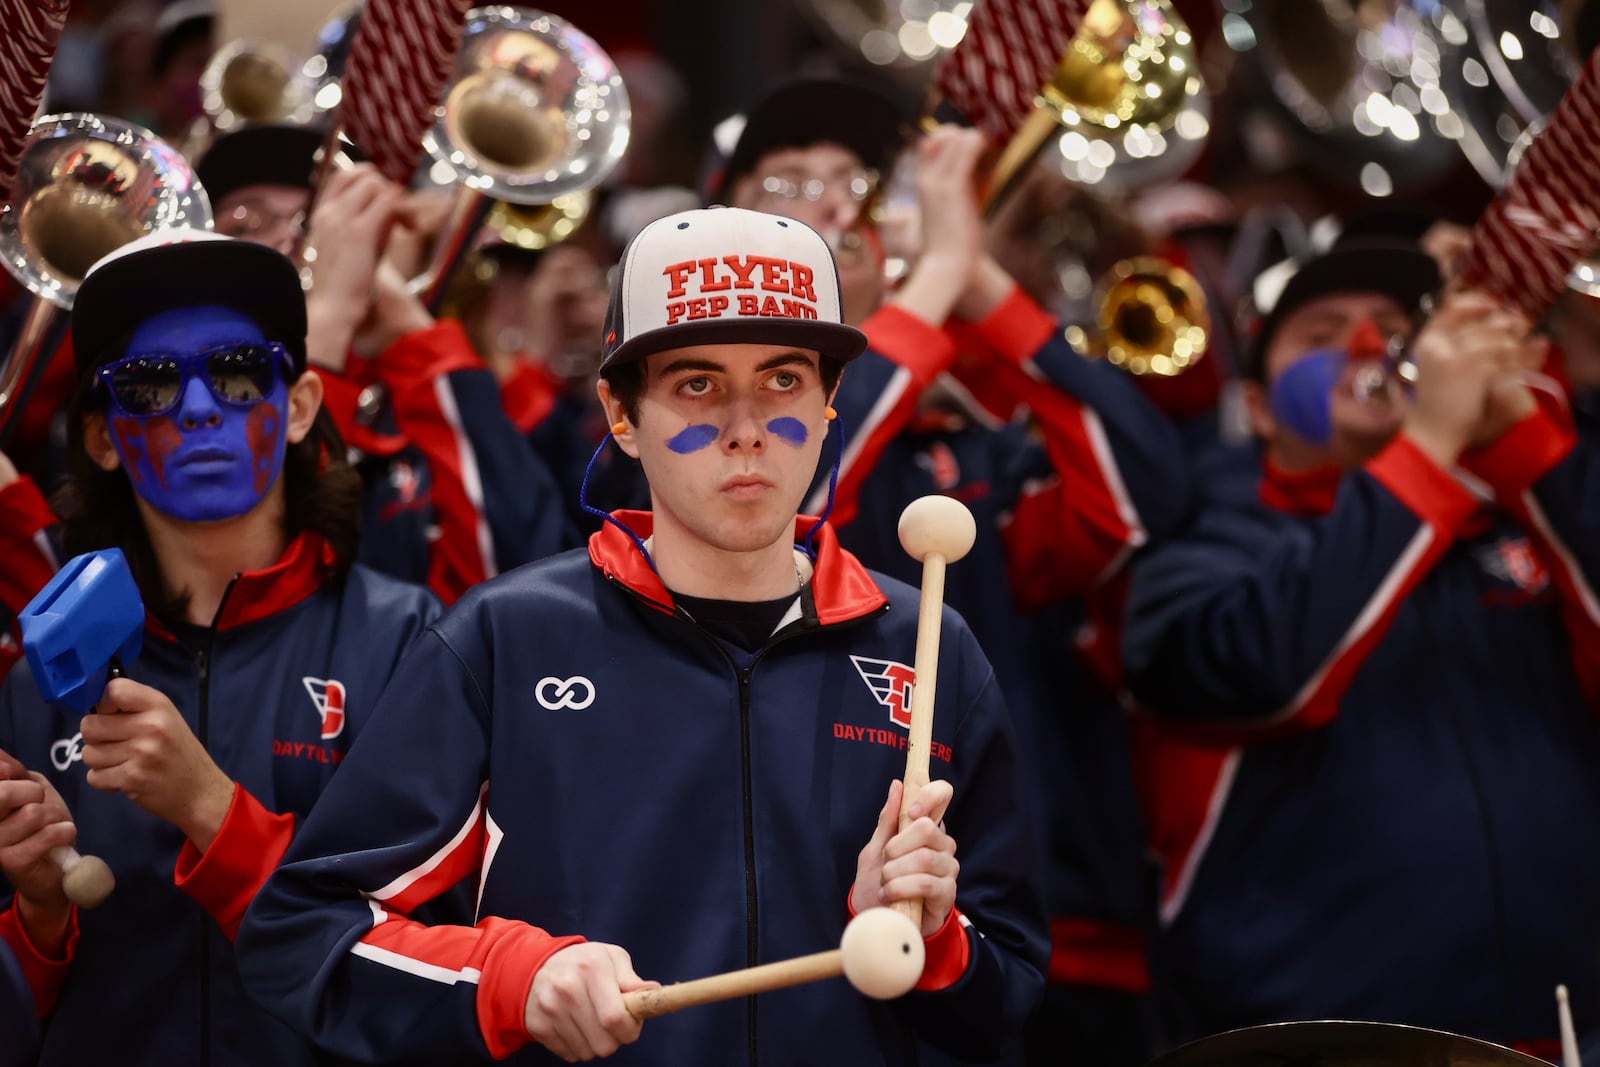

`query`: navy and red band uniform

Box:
[313,318,569,603]
[813,280,1191,1031]
[1121,382,1600,1051]
[0,474,59,679]
[0,531,442,1066]
[236,514,1049,1065]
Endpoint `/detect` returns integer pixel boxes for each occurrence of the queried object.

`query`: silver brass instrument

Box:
[409,6,630,309]
[1222,0,1465,197]
[0,114,213,444]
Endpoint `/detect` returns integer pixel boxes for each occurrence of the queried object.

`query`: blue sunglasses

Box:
[95,342,294,418]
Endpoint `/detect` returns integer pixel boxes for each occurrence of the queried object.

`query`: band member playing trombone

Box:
[1122,231,1600,1052]
[197,123,569,602]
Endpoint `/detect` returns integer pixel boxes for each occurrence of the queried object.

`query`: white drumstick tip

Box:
[839,907,925,1000]
[51,847,115,908]
[897,496,977,564]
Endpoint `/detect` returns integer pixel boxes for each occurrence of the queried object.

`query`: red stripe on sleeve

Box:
[173,785,295,941]
[950,284,1057,366]
[356,909,583,1059]
[1459,396,1576,498]
[828,306,959,528]
[369,791,488,916]
[0,901,78,1017]
[994,357,1139,605]
[1132,723,1237,924]
[378,324,494,601]
[1370,435,1481,531]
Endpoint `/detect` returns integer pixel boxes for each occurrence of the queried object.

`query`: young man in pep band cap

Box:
[1121,233,1600,1053]
[237,206,1049,1064]
[0,231,442,1065]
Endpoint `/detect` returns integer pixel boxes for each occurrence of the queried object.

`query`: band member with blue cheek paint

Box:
[0,230,443,1067]
[237,207,1046,1067]
[1119,231,1600,1051]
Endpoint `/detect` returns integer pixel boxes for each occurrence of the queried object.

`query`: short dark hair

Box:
[55,377,361,621]
[603,352,845,426]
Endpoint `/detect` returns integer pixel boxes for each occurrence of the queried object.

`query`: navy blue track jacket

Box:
[813,289,1190,990]
[237,513,1049,1065]
[0,533,441,1066]
[1122,394,1600,1049]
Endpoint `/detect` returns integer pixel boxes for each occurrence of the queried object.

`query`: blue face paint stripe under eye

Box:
[666,424,720,453]
[766,417,808,446]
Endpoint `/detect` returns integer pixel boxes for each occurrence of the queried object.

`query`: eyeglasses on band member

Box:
[756,167,879,206]
[95,342,295,418]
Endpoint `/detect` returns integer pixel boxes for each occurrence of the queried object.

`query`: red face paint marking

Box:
[143,417,182,490]
[247,404,281,493]
[111,416,147,484]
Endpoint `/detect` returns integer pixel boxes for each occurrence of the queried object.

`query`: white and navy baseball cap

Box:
[599,206,868,373]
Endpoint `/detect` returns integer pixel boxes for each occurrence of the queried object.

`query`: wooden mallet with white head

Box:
[892,495,977,931]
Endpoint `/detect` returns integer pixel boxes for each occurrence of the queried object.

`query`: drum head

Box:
[1147,1020,1551,1067]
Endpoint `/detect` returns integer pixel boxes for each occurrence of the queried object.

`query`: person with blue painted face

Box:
[0,231,443,1066]
[1120,233,1600,1053]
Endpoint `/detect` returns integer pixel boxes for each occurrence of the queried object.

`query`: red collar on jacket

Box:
[1258,459,1343,516]
[588,510,888,627]
[145,530,336,639]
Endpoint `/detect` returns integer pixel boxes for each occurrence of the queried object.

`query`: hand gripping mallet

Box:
[16,549,146,908]
[619,496,978,1020]
[891,494,978,932]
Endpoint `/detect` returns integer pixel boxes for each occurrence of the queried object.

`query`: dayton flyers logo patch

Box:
[302,677,347,740]
[851,656,916,729]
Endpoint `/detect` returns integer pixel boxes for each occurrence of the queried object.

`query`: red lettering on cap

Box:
[663,261,695,299]
[751,256,789,293]
[708,295,730,316]
[737,294,760,315]
[759,295,782,316]
[723,255,761,289]
[790,263,817,303]
[686,298,709,320]
[698,258,731,292]
[665,301,687,324]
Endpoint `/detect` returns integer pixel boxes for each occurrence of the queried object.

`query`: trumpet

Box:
[0,114,213,445]
[1066,256,1209,376]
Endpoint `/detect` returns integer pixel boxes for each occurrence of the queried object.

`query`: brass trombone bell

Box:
[1067,256,1209,376]
[1045,0,1201,132]
[485,191,590,252]
[201,40,313,132]
[0,113,213,306]
[423,7,631,206]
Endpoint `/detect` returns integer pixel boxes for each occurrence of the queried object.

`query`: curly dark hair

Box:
[54,377,362,621]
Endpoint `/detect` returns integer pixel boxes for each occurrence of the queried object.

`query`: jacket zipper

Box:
[736,664,758,1067]
[196,579,237,1067]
